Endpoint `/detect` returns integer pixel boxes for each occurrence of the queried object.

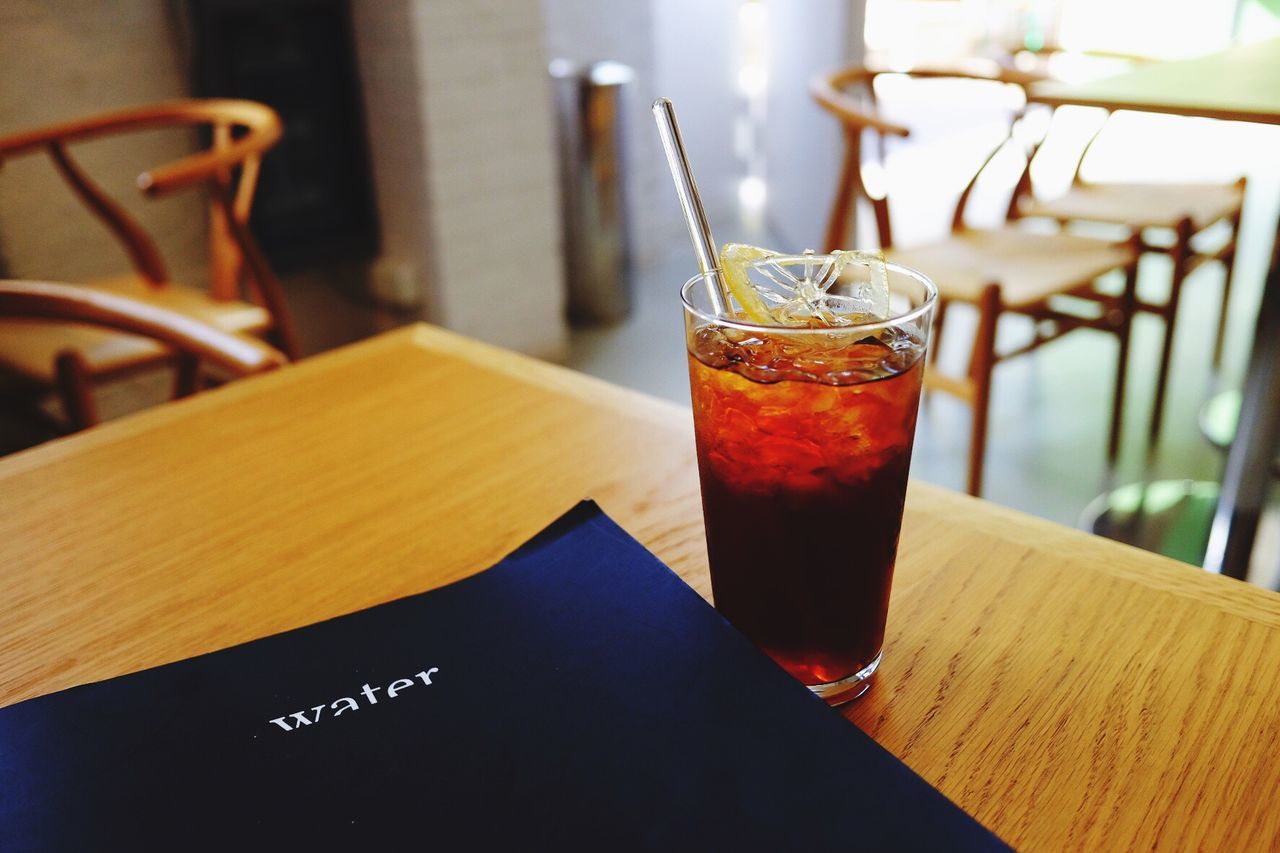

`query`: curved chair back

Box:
[811,66,1036,252]
[0,99,297,357]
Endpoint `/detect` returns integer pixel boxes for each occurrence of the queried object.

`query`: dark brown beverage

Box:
[687,324,925,688]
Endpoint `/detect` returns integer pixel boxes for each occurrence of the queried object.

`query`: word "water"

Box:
[268,667,439,733]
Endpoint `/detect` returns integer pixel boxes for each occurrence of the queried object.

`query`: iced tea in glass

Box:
[682,256,935,704]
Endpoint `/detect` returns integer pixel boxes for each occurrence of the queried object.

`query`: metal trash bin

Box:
[550,59,634,325]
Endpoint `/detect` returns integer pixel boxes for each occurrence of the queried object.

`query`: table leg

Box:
[1204,231,1280,580]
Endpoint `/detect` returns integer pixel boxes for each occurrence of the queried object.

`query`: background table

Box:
[1030,39,1280,580]
[3,325,1279,850]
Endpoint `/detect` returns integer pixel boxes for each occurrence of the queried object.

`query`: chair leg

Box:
[966,285,1001,497]
[213,182,302,360]
[822,127,863,254]
[53,351,98,431]
[929,298,948,365]
[1213,212,1242,367]
[1109,241,1141,462]
[173,354,201,399]
[1,381,66,438]
[1148,218,1193,445]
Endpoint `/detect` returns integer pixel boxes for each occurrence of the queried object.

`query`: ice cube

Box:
[716,245,893,328]
[829,250,891,321]
[741,249,892,327]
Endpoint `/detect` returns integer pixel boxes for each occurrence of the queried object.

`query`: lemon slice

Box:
[870,250,890,317]
[718,243,778,326]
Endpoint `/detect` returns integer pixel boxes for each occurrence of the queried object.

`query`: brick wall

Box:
[0,1,207,287]
[353,0,568,359]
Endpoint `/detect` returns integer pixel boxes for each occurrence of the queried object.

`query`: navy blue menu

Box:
[0,502,1008,851]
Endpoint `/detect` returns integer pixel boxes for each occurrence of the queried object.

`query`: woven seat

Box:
[1020,181,1245,231]
[888,229,1134,309]
[0,278,283,434]
[0,275,270,383]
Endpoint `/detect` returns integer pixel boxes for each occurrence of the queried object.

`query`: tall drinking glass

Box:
[682,256,935,704]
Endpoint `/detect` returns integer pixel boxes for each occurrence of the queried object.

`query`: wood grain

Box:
[2,325,1279,851]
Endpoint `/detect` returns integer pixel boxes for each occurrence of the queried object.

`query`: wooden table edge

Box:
[4,323,1276,633]
[0,323,691,481]
[1025,87,1280,125]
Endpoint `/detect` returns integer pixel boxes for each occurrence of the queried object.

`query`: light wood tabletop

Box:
[3,324,1279,850]
[1028,38,1280,124]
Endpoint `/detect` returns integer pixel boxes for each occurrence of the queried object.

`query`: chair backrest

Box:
[0,279,286,378]
[0,99,298,358]
[811,66,1037,252]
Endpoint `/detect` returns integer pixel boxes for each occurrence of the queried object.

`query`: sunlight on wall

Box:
[865,0,1249,62]
[735,0,769,228]
[1056,0,1237,58]
[1238,0,1280,41]
[860,0,1280,237]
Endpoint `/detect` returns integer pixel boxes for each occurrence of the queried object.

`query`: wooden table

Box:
[1029,38,1280,124]
[1030,39,1280,580]
[3,325,1279,850]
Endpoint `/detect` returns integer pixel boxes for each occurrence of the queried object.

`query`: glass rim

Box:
[680,258,937,335]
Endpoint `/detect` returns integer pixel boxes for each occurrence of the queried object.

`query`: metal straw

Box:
[651,98,730,317]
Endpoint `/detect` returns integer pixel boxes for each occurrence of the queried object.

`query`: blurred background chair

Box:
[1007,55,1246,446]
[0,99,298,432]
[814,66,1140,496]
[0,279,285,430]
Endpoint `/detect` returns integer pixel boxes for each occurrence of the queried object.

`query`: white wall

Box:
[648,0,865,251]
[349,0,441,320]
[651,0,744,233]
[764,0,865,252]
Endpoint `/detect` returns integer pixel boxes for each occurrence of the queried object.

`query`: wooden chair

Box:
[1012,111,1246,445]
[0,279,285,429]
[0,99,299,431]
[813,67,1140,497]
[862,52,1246,447]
